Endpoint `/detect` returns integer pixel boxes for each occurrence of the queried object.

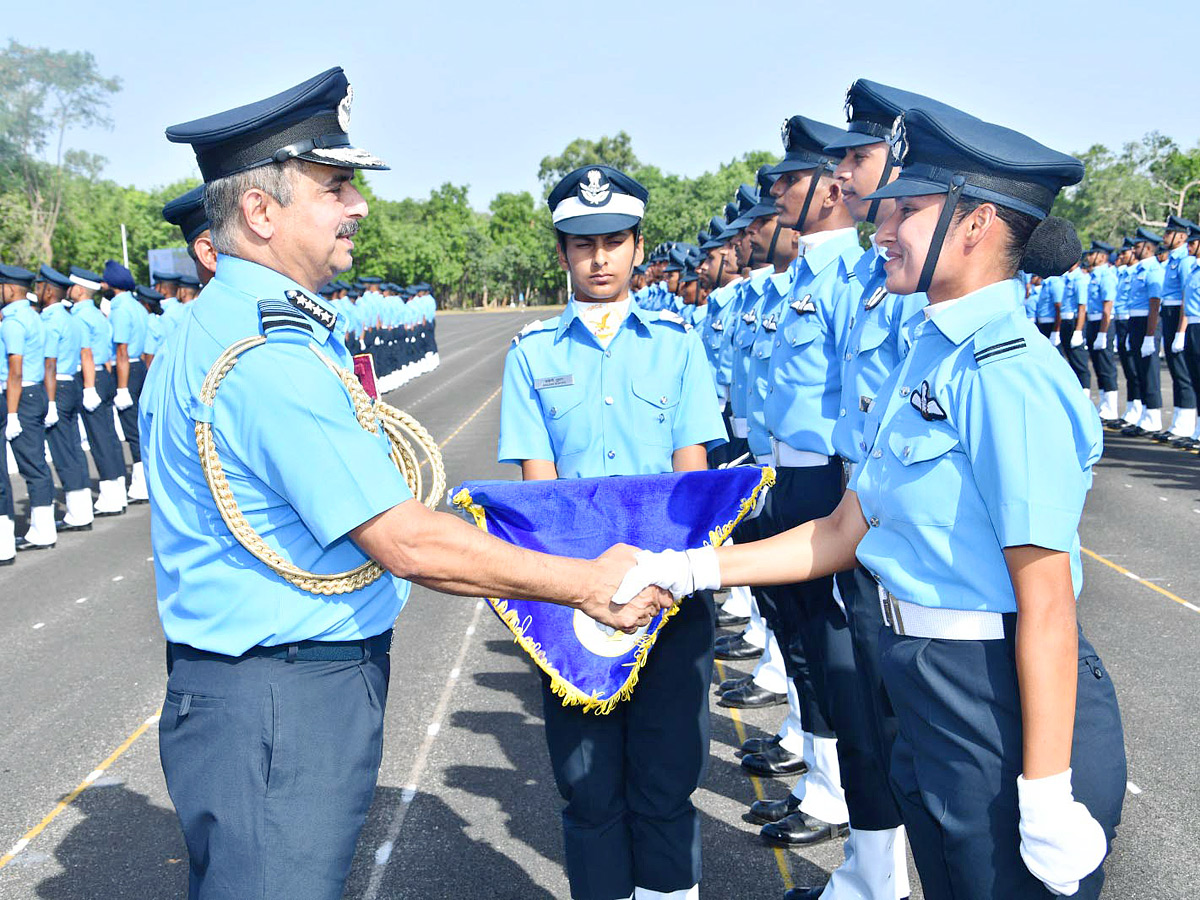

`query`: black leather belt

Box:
[168,629,393,663]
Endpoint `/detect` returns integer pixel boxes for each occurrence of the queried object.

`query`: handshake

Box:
[582,545,721,633]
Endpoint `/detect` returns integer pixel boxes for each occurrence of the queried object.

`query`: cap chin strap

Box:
[795,165,830,234]
[715,256,726,288]
[765,219,783,269]
[866,155,895,225]
[915,176,966,296]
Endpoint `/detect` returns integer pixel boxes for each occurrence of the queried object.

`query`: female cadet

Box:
[617,107,1127,900]
[498,165,726,900]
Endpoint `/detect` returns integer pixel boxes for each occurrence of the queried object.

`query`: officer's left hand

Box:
[1091,331,1107,351]
[6,412,21,441]
[1140,336,1157,358]
[1017,768,1107,896]
[1171,331,1186,354]
[1069,331,1085,349]
[44,402,60,429]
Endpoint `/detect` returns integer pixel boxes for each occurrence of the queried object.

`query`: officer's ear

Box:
[821,175,842,210]
[633,233,645,267]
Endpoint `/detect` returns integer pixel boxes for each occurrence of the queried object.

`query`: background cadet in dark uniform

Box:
[1177,224,1200,449]
[1153,215,1197,441]
[1122,227,1165,436]
[103,259,150,504]
[151,68,667,900]
[162,184,217,286]
[1084,241,1119,424]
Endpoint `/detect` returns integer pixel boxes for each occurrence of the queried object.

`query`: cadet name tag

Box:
[534,375,575,390]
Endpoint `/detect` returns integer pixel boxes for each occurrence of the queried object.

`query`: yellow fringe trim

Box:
[451,466,776,715]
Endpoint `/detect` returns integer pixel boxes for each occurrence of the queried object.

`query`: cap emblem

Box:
[888,115,908,164]
[579,169,611,207]
[337,84,353,132]
[780,118,792,151]
[843,88,854,124]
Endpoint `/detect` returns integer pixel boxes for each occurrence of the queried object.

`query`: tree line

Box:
[2,41,1198,308]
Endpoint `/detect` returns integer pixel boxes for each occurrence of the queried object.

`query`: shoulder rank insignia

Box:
[511,319,545,347]
[658,309,688,328]
[762,314,778,333]
[284,289,337,331]
[910,380,947,421]
[742,310,757,326]
[973,337,1027,366]
[258,299,313,335]
[863,286,887,311]
[790,294,816,315]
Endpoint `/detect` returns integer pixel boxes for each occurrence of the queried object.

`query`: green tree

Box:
[537,132,641,192]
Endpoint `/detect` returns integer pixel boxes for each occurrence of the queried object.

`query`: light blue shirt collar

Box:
[212,254,340,343]
[798,228,860,277]
[556,294,652,341]
[926,279,1024,346]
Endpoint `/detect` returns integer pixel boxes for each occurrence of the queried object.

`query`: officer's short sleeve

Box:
[498,344,554,464]
[2,317,27,358]
[957,358,1095,552]
[673,329,727,450]
[1146,265,1165,298]
[110,304,134,345]
[219,343,414,548]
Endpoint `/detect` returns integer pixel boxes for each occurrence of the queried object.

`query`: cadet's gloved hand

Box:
[1069,330,1085,349]
[1050,330,1061,347]
[82,387,102,412]
[44,402,60,429]
[1171,331,1186,354]
[1017,768,1108,896]
[114,387,134,410]
[1140,336,1157,358]
[5,412,21,442]
[612,547,721,606]
[1091,331,1107,351]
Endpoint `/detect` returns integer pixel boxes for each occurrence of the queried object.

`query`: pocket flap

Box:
[888,427,960,466]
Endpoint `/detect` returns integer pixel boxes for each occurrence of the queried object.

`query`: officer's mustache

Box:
[336,221,360,239]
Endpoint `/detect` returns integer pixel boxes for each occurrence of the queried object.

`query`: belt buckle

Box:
[882,594,906,636]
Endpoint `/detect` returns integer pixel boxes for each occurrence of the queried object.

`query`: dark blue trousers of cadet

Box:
[117,359,147,463]
[79,369,126,481]
[1113,320,1140,403]
[1128,315,1162,409]
[0,413,13,517]
[160,644,389,900]
[880,622,1126,900]
[12,384,54,507]
[1160,305,1195,409]
[1084,320,1118,393]
[1058,320,1091,389]
[46,378,89,491]
[541,590,715,900]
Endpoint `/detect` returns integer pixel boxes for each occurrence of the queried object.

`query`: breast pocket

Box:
[880,422,965,526]
[781,315,825,384]
[536,384,587,455]
[630,376,680,447]
[854,317,889,358]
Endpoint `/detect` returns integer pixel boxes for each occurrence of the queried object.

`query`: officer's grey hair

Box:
[204,160,300,255]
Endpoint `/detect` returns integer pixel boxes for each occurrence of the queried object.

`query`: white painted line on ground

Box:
[1127,781,1143,795]
[32,623,44,630]
[1124,483,1132,488]
[75,597,87,604]
[1159,497,1168,502]
[1123,571,1140,580]
[145,556,153,562]
[111,575,123,582]
[426,722,441,737]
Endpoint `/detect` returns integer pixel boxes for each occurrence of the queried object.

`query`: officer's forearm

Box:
[1006,545,1078,780]
[671,444,709,472]
[1100,302,1112,333]
[716,490,866,588]
[116,345,130,388]
[7,357,23,414]
[1074,308,1086,333]
[1147,298,1160,335]
[1053,306,1061,330]
[80,348,95,389]
[44,359,57,403]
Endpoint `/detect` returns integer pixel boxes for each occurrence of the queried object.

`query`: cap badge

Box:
[843,88,854,124]
[579,169,611,207]
[337,84,354,132]
[888,115,908,164]
[780,118,792,151]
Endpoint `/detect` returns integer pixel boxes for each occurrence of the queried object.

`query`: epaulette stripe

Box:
[974,338,1026,363]
[262,317,313,333]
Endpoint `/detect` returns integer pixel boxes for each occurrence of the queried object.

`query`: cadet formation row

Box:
[0,189,439,566]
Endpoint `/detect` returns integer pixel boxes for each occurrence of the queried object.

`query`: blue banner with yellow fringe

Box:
[451,467,774,714]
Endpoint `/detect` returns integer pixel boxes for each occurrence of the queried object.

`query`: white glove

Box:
[611,547,722,606]
[1017,769,1108,896]
[1050,331,1061,347]
[1140,336,1157,358]
[6,412,21,441]
[1171,331,1186,354]
[44,402,60,429]
[82,387,102,412]
[1091,331,1107,351]
[1069,331,1085,349]
[114,387,134,410]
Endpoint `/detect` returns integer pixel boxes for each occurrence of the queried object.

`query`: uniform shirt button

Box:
[769,386,774,393]
[860,441,867,451]
[607,450,616,459]
[869,516,880,527]
[605,350,612,358]
[549,407,557,416]
[903,446,911,458]
[900,386,911,397]
[604,396,614,405]
[873,449,882,459]
[840,408,846,417]
[660,396,668,406]
[658,413,666,423]
[776,339,781,347]
[844,352,852,361]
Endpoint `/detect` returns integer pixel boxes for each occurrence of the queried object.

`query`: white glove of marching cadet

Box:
[1069,330,1085,349]
[6,412,21,442]
[114,387,134,410]
[1017,768,1108,896]
[44,402,60,429]
[611,547,722,606]
[1171,331,1186,354]
[1140,336,1157,358]
[1050,330,1061,347]
[1091,331,1107,351]
[82,387,102,412]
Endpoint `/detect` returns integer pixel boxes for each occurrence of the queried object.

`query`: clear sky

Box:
[5,0,1197,210]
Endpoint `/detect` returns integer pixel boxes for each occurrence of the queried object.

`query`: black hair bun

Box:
[1020,216,1082,277]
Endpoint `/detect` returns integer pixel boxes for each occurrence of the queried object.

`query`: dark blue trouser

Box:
[12,383,53,507]
[1184,323,1200,416]
[1129,315,1162,409]
[541,590,715,900]
[881,622,1126,900]
[1113,319,1140,403]
[117,359,147,463]
[47,377,89,491]
[0,412,13,518]
[1084,320,1118,393]
[80,369,126,481]
[160,643,389,900]
[1059,319,1090,389]
[1160,305,1195,409]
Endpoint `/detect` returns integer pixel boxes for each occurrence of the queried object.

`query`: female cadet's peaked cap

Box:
[864,106,1084,220]
[162,185,211,243]
[547,165,649,236]
[165,67,388,182]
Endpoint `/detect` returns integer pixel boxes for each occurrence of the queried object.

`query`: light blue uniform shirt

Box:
[2,297,47,384]
[1114,266,1132,320]
[144,313,167,357]
[747,270,794,459]
[1036,275,1063,321]
[700,281,737,386]
[764,229,864,455]
[498,298,726,478]
[1161,245,1190,304]
[1023,282,1039,320]
[41,301,83,377]
[729,269,772,422]
[832,249,926,464]
[1087,264,1118,318]
[109,291,148,358]
[1127,256,1164,316]
[1184,256,1200,320]
[851,279,1101,612]
[1059,267,1088,318]
[712,279,745,392]
[139,255,414,655]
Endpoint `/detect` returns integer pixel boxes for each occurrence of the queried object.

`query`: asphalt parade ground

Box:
[0,308,1197,899]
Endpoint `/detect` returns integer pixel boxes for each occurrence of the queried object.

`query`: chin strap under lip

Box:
[866,154,895,225]
[915,175,966,296]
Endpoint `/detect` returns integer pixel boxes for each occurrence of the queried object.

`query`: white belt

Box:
[731,417,748,438]
[1036,316,1057,324]
[754,454,774,466]
[1116,313,1130,321]
[1162,300,1182,308]
[881,593,1006,641]
[772,437,830,468]
[1087,314,1102,321]
[57,374,75,382]
[721,384,731,403]
[21,380,37,387]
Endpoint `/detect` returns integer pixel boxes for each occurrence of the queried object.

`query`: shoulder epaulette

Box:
[259,299,314,340]
[510,318,555,347]
[972,316,1030,367]
[657,309,690,330]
